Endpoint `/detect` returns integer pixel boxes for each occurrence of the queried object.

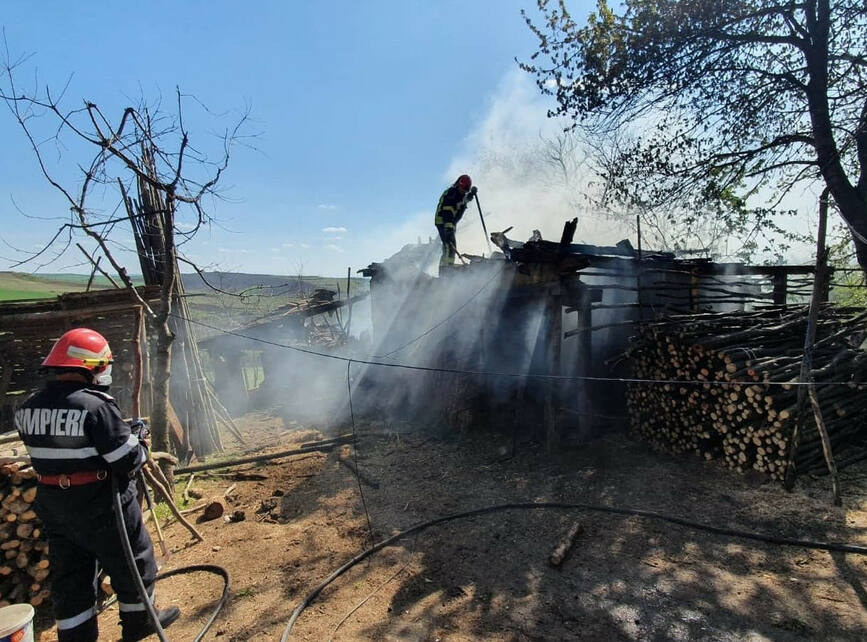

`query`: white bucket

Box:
[0,604,34,642]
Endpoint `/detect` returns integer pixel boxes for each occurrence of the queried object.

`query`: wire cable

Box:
[169,312,866,389]
[373,266,504,358]
[279,500,867,640]
[347,359,375,548]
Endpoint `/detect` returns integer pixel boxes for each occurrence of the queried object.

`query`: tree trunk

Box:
[824,177,867,275]
[851,229,867,277]
[802,1,867,275]
[804,0,867,274]
[152,200,178,487]
[151,317,174,472]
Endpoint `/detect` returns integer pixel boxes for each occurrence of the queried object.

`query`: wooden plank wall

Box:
[0,288,161,431]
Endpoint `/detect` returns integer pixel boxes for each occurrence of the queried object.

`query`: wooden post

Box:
[544,282,563,454]
[151,204,177,489]
[772,270,788,305]
[137,306,171,558]
[139,309,153,418]
[132,307,144,418]
[689,268,699,312]
[240,359,252,392]
[784,188,834,495]
[574,283,593,439]
[369,271,383,346]
[0,353,12,432]
[807,384,841,505]
[345,267,353,339]
[820,267,833,303]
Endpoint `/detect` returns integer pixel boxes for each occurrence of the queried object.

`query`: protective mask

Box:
[95,365,113,387]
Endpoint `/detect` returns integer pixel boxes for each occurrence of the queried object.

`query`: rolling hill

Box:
[0,271,366,302]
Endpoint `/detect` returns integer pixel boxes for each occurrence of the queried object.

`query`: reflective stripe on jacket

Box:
[435,186,466,227]
[15,381,146,477]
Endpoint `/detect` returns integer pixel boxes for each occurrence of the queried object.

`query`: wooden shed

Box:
[0,287,162,432]
[197,290,368,417]
[357,220,822,451]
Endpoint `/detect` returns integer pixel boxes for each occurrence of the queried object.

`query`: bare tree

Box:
[1,47,249,465]
[293,260,308,298]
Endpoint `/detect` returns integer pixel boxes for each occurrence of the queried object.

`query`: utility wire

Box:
[373,266,504,358]
[347,359,375,548]
[170,312,865,389]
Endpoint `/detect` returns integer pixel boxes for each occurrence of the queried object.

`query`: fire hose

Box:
[280,501,867,641]
[469,187,492,256]
[111,473,231,641]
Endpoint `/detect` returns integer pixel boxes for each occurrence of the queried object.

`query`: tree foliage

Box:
[521,0,867,271]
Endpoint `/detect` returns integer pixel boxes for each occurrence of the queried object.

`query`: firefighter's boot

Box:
[121,606,181,641]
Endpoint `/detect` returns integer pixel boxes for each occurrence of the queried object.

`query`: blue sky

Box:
[1,1,622,277]
[2,1,820,278]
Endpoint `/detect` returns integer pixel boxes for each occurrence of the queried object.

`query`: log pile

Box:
[625,306,867,480]
[0,462,50,608]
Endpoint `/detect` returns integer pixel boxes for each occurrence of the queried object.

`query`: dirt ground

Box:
[38,412,867,641]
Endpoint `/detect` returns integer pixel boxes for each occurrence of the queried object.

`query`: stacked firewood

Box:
[625,306,867,480]
[0,462,50,607]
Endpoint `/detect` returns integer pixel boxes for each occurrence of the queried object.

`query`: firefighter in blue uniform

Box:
[434,174,475,268]
[14,328,180,642]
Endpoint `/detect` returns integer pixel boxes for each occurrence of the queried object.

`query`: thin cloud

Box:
[282,243,295,248]
[317,204,339,210]
[322,226,347,234]
[325,244,343,253]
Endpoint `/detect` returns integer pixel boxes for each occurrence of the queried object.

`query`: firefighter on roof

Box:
[434,174,475,268]
[14,328,180,642]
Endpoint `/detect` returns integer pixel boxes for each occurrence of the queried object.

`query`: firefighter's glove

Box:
[130,418,150,442]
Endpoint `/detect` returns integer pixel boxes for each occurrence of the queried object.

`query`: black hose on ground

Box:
[157,564,232,642]
[111,476,169,642]
[280,501,867,641]
[112,475,231,641]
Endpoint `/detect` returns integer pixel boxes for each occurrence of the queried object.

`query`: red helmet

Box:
[43,328,113,373]
[456,174,472,191]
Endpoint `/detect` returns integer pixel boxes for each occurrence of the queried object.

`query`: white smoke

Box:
[446,70,633,256]
[353,70,635,271]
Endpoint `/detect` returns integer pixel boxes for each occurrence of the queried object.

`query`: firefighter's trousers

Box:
[436,223,457,267]
[35,478,158,642]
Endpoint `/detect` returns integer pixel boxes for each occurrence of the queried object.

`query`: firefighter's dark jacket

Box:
[14,381,146,478]
[435,186,466,228]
